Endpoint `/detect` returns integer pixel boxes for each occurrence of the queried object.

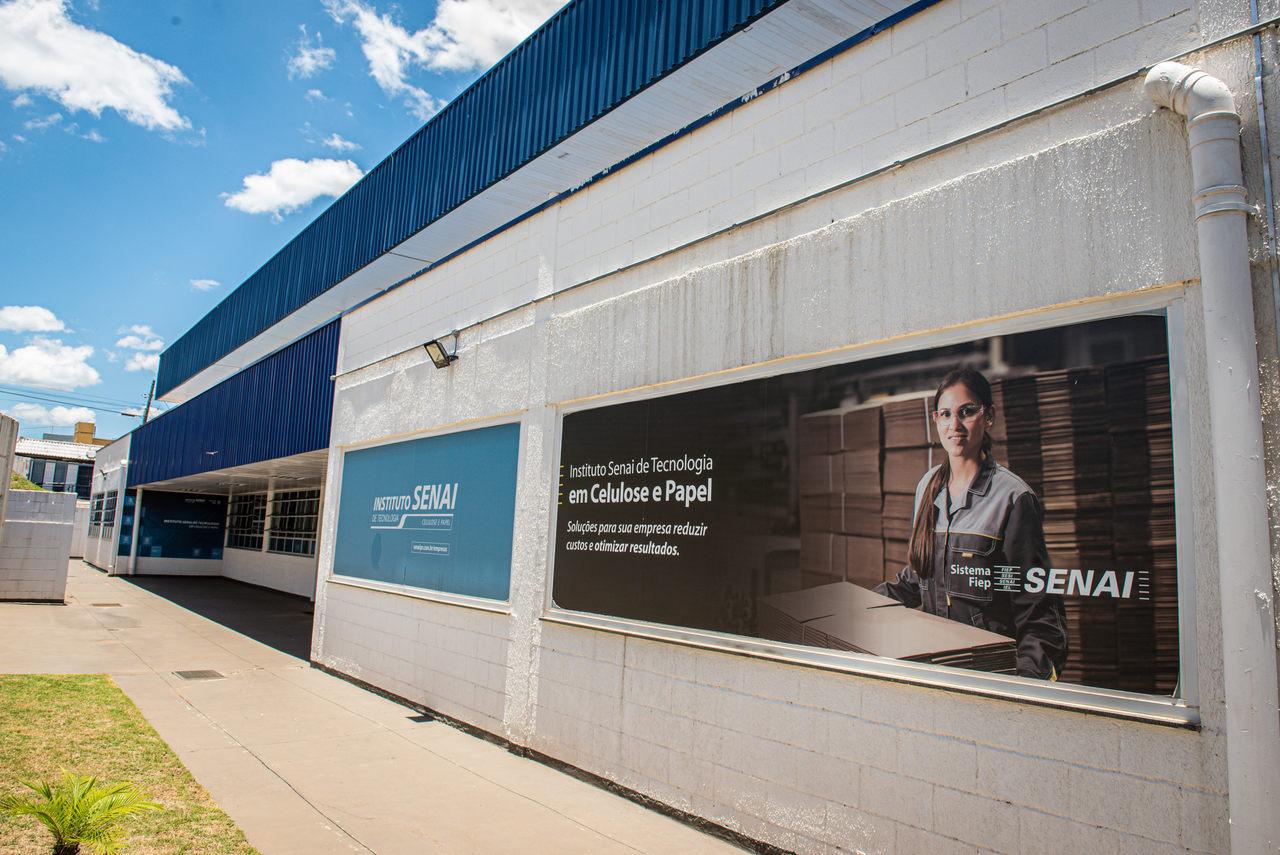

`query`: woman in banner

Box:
[877,368,1069,680]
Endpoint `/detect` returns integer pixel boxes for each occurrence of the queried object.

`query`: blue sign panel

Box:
[333,423,520,600]
[116,492,135,556]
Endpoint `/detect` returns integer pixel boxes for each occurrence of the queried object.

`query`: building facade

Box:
[16,435,96,499]
[96,1,1280,851]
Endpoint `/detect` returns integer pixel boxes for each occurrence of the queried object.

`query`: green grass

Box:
[0,675,258,855]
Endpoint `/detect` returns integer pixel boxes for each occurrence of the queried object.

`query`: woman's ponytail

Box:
[908,458,949,579]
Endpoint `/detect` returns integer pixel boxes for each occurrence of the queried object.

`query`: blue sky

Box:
[0,0,564,440]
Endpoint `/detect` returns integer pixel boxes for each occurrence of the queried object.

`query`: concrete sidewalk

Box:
[0,562,744,855]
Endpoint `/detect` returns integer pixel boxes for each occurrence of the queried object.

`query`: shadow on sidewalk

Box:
[121,576,313,660]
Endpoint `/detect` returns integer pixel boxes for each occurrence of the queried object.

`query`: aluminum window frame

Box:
[267,487,321,557]
[324,413,526,614]
[542,287,1200,727]
[100,490,118,539]
[226,492,267,552]
[88,492,103,538]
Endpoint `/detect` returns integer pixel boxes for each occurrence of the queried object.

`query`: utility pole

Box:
[142,380,155,424]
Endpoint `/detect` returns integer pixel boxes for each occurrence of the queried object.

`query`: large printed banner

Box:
[137,491,226,560]
[553,314,1181,695]
[333,423,520,600]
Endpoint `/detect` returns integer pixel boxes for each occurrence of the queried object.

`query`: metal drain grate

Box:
[91,603,122,607]
[173,670,225,681]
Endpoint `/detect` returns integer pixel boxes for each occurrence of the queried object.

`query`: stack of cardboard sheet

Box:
[840,404,886,587]
[798,408,845,589]
[992,375,1043,494]
[797,404,886,589]
[988,376,1008,465]
[1036,367,1116,686]
[1107,357,1177,693]
[880,393,935,581]
[757,581,1016,673]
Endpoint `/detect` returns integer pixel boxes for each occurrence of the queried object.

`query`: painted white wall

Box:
[222,547,318,600]
[134,556,221,576]
[311,2,1259,852]
[69,500,88,559]
[317,582,510,734]
[86,435,129,573]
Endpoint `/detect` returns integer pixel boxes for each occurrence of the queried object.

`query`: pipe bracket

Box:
[1194,183,1257,219]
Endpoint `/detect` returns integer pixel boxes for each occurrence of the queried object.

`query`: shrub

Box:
[0,772,161,855]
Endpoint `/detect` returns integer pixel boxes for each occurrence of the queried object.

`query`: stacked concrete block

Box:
[0,490,76,602]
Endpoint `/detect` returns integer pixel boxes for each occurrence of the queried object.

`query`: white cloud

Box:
[23,111,60,130]
[124,352,159,373]
[11,92,31,107]
[81,128,103,142]
[222,157,363,222]
[305,88,326,101]
[115,334,163,351]
[324,0,564,119]
[0,305,66,333]
[287,24,336,79]
[121,323,156,337]
[0,336,99,390]
[0,0,190,131]
[3,402,95,427]
[322,132,359,152]
[12,134,27,143]
[114,323,163,351]
[426,0,566,70]
[190,278,220,291]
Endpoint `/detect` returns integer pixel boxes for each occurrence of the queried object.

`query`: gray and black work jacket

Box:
[877,457,1069,679]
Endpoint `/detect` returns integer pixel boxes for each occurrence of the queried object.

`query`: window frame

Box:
[267,488,321,557]
[541,289,1200,726]
[226,492,267,551]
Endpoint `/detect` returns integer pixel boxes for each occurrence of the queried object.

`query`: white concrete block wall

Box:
[338,0,1206,376]
[222,547,317,600]
[530,625,1227,854]
[315,582,510,734]
[0,490,75,601]
[311,2,1264,851]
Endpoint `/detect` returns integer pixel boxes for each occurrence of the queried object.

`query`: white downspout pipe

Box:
[1146,61,1280,854]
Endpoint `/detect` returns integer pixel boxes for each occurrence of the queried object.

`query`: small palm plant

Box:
[0,771,161,855]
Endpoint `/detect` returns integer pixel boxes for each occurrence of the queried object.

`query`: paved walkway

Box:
[0,562,743,855]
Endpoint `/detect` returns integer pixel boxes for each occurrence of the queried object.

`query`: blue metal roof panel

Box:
[130,320,339,487]
[156,0,785,398]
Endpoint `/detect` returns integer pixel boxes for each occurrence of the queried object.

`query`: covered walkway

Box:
[0,563,743,855]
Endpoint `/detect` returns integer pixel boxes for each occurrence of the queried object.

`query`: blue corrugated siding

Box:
[157,0,785,397]
[130,321,339,487]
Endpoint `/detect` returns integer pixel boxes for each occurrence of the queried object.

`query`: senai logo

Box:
[371,483,459,513]
[1021,567,1150,600]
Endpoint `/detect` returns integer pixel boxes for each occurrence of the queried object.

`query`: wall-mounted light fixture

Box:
[423,332,459,369]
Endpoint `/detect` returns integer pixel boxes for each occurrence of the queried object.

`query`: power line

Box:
[0,384,144,409]
[0,387,166,416]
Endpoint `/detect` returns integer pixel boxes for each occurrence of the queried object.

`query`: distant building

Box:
[15,421,108,499]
